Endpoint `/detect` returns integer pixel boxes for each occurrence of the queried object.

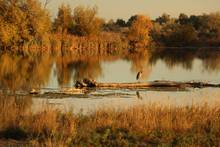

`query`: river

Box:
[1,48,220,113]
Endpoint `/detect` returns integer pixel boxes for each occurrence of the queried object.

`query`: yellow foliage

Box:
[0,0,51,48]
[128,15,153,47]
[0,22,18,46]
[72,5,104,36]
[53,4,72,33]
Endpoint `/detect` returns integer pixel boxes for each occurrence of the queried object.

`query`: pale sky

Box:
[40,0,220,21]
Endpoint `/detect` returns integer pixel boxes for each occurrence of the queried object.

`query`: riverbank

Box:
[0,96,220,146]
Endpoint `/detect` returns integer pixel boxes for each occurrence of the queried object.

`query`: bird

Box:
[136,71,143,81]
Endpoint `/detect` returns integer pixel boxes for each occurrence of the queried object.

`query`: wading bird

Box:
[136,71,143,81]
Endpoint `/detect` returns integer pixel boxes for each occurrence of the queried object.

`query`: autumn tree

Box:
[0,0,51,49]
[71,6,104,36]
[198,13,220,39]
[128,15,153,48]
[53,4,72,34]
[25,0,51,45]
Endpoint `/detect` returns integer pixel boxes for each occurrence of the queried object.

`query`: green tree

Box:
[178,13,189,25]
[127,15,137,27]
[169,24,198,46]
[155,13,171,25]
[150,22,163,44]
[115,19,127,27]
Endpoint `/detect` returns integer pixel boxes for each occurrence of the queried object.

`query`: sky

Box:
[40,0,220,21]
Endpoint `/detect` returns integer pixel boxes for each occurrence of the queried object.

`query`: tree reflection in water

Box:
[150,48,220,72]
[0,48,220,91]
[0,54,53,91]
[125,49,152,81]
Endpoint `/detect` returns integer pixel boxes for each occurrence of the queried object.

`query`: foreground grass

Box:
[0,96,220,146]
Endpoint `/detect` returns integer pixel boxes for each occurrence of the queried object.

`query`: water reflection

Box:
[1,48,220,113]
[125,51,151,80]
[136,91,143,100]
[0,48,220,91]
[198,49,220,72]
[0,54,53,91]
[150,49,196,70]
[150,48,220,72]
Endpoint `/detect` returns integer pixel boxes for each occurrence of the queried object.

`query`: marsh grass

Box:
[75,104,220,146]
[49,32,127,56]
[0,95,220,146]
[0,95,77,146]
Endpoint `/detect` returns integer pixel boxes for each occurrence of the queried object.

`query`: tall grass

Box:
[0,95,220,146]
[49,32,127,56]
[0,95,77,146]
[76,104,220,146]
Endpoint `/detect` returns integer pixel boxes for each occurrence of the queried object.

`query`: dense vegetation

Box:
[0,95,220,146]
[151,13,220,46]
[0,0,220,52]
[53,5,104,36]
[0,0,51,50]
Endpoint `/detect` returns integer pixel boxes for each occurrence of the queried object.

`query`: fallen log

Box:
[95,82,186,88]
[74,79,220,89]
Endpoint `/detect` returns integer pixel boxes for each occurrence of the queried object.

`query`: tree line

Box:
[0,0,220,51]
[151,13,220,46]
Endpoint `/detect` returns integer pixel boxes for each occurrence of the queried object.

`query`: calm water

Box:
[1,48,220,113]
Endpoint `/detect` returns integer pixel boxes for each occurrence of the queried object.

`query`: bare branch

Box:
[44,0,51,9]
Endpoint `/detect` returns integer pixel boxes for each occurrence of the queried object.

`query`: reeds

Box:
[48,32,127,56]
[0,95,220,146]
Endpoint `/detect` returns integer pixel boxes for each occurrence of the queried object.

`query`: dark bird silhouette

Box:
[136,71,143,81]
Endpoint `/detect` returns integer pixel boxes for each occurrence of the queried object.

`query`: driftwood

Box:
[75,79,220,89]
[75,79,96,88]
[29,80,220,95]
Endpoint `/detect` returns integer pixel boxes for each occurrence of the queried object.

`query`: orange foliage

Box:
[128,15,153,48]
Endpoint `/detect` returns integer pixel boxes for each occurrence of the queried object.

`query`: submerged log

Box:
[74,79,220,89]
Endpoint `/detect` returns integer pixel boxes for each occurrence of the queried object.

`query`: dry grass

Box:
[76,104,220,145]
[0,95,77,146]
[0,95,220,146]
[88,104,219,132]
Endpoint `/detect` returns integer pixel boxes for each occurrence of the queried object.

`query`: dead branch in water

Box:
[75,79,220,89]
